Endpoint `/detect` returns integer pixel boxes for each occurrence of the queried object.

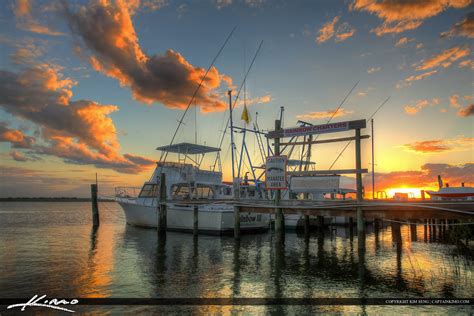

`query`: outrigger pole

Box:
[160,26,236,163]
[229,90,236,180]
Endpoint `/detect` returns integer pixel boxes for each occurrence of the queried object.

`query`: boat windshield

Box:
[139,184,158,198]
[171,183,214,199]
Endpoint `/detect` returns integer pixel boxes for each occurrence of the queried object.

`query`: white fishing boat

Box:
[426,176,474,201]
[115,143,270,234]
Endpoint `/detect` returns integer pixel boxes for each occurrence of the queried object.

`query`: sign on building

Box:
[265,156,288,190]
[267,119,366,138]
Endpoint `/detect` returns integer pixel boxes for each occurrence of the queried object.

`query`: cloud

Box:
[450,94,474,116]
[363,163,474,190]
[0,122,36,148]
[316,16,340,43]
[394,36,414,47]
[367,66,381,74]
[244,94,272,106]
[457,104,474,117]
[9,150,40,162]
[0,64,155,173]
[450,94,461,109]
[403,98,439,115]
[335,23,356,42]
[414,45,470,71]
[13,0,63,36]
[350,0,472,36]
[441,11,474,38]
[458,59,474,70]
[397,70,438,88]
[296,108,354,120]
[316,16,356,43]
[402,137,473,153]
[215,0,232,9]
[62,0,232,113]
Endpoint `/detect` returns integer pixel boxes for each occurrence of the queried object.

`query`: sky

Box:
[0,0,472,198]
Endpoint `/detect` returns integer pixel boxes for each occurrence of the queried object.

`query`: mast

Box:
[228,90,236,180]
[371,118,375,199]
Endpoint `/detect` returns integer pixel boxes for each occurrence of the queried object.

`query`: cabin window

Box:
[172,184,191,199]
[139,184,157,198]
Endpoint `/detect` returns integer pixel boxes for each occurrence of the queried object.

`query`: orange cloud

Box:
[316,16,340,43]
[0,123,35,148]
[458,59,474,70]
[296,108,354,120]
[397,70,438,88]
[395,36,414,47]
[363,163,474,192]
[13,0,63,36]
[316,17,355,43]
[458,104,474,117]
[244,94,272,106]
[0,64,155,173]
[441,11,474,38]
[335,22,356,42]
[403,137,473,153]
[63,0,231,113]
[415,45,470,71]
[351,0,471,36]
[403,98,439,115]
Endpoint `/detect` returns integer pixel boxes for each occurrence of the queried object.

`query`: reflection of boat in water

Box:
[426,176,474,200]
[284,174,356,228]
[115,143,270,234]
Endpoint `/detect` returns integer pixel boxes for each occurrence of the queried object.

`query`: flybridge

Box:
[267,119,366,139]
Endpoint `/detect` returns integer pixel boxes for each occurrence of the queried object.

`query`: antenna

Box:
[329,96,390,170]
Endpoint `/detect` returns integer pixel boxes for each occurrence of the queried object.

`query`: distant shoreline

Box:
[0,197,116,202]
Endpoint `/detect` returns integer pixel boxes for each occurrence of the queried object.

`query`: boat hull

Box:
[117,200,270,234]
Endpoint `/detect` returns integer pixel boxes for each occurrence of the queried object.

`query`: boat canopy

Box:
[156,142,220,155]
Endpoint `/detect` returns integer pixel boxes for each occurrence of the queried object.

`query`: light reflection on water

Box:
[0,202,472,314]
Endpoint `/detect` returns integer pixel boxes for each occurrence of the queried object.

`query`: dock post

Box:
[91,184,100,226]
[423,220,428,242]
[91,184,99,226]
[304,213,310,240]
[193,205,198,237]
[410,223,417,241]
[234,205,240,239]
[317,216,324,229]
[274,119,284,243]
[158,173,167,236]
[421,190,425,200]
[355,128,365,250]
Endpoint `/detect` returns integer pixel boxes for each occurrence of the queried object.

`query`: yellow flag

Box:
[241,104,250,124]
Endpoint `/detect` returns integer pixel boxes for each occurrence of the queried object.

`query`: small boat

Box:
[426,175,474,200]
[115,143,270,234]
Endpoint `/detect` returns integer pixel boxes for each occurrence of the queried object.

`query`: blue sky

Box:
[0,0,472,197]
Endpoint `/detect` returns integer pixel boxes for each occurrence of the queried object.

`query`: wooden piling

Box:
[410,223,417,242]
[355,128,365,250]
[158,173,167,235]
[274,119,284,243]
[91,184,99,226]
[193,205,199,237]
[234,205,241,239]
[304,214,310,240]
[317,215,324,228]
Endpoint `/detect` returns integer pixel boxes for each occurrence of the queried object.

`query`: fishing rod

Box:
[160,26,237,163]
[212,40,264,171]
[328,96,391,170]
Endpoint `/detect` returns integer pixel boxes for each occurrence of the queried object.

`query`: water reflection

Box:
[0,202,472,314]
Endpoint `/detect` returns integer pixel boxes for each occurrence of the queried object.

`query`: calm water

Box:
[0,202,472,314]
